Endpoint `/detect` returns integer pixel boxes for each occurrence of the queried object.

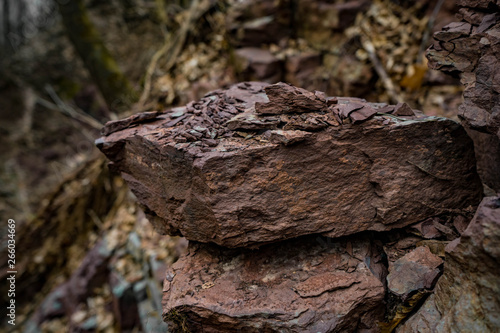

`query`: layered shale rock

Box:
[427,0,500,191]
[97,82,482,248]
[427,0,500,137]
[397,196,500,332]
[162,235,386,332]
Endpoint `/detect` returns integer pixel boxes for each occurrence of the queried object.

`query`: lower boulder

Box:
[162,234,386,332]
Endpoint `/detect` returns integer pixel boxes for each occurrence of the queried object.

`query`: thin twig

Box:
[418,0,445,62]
[38,85,103,130]
[87,209,104,229]
[137,0,213,108]
[138,33,173,107]
[360,35,401,104]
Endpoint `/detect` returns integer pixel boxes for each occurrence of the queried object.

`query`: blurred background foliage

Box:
[0,0,463,331]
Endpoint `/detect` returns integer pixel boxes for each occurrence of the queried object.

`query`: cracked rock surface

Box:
[162,234,386,333]
[427,0,500,138]
[97,82,482,248]
[426,0,500,192]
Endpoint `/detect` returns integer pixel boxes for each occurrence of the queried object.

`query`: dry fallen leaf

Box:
[202,281,215,289]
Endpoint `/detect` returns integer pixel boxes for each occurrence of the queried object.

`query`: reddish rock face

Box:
[162,235,386,332]
[97,82,482,248]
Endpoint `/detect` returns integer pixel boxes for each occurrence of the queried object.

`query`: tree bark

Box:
[57,0,137,111]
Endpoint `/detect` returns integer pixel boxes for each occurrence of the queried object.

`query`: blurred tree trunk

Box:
[118,0,137,10]
[3,0,10,49]
[57,0,137,111]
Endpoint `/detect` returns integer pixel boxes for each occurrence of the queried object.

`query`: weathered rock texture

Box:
[397,196,500,332]
[427,0,500,138]
[467,128,500,192]
[162,235,386,332]
[97,82,482,248]
[387,246,443,302]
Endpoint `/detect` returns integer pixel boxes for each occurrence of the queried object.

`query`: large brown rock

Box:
[97,82,482,248]
[397,196,500,332]
[162,234,386,332]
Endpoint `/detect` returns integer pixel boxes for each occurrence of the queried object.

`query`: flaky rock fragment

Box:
[410,218,443,240]
[162,235,386,332]
[255,82,327,114]
[226,107,280,130]
[393,103,415,116]
[335,102,378,123]
[266,129,312,145]
[97,82,482,248]
[397,196,500,332]
[387,246,443,301]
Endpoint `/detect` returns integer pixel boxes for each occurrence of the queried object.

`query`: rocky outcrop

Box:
[427,0,500,138]
[382,2,500,330]
[97,82,482,248]
[95,81,488,331]
[427,0,500,191]
[397,196,500,332]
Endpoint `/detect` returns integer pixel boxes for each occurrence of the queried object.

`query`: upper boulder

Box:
[97,82,482,248]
